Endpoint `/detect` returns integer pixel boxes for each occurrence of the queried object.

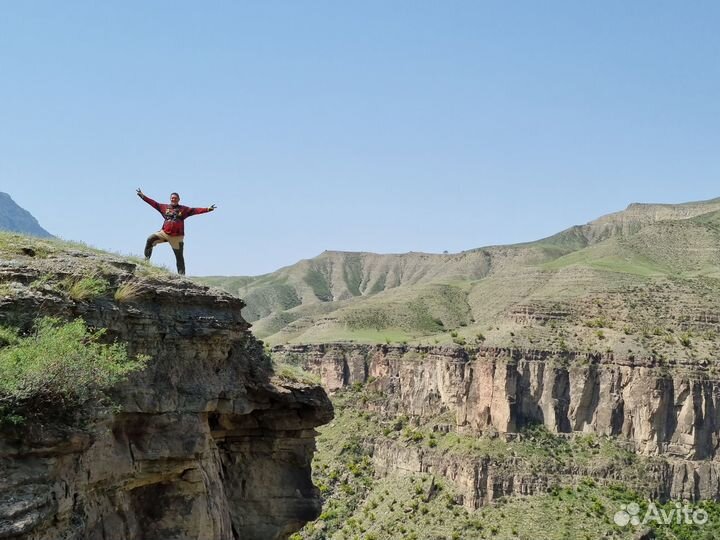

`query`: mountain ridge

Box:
[0,192,53,238]
[197,196,720,347]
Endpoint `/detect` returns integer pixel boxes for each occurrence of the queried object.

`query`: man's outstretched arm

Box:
[186,204,217,217]
[136,188,163,213]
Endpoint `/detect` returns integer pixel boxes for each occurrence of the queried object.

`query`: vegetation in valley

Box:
[296,383,720,540]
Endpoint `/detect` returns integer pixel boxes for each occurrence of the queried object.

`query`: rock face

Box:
[273,343,720,505]
[0,248,333,540]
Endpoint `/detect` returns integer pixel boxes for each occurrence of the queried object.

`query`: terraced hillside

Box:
[200,198,720,358]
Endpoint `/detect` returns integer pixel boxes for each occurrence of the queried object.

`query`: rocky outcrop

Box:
[0,248,333,540]
[370,437,720,507]
[273,343,720,504]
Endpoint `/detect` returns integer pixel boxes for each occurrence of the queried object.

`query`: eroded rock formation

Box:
[0,251,332,540]
[273,343,720,506]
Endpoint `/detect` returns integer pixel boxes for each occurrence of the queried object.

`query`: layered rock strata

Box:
[0,251,332,540]
[273,343,720,505]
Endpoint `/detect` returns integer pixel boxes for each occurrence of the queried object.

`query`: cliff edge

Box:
[0,233,333,540]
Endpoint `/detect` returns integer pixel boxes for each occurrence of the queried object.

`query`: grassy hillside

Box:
[198,198,720,355]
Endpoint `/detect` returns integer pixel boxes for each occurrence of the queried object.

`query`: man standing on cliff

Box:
[136,188,216,275]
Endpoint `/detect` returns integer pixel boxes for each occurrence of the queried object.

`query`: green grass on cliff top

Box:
[0,231,174,277]
[0,231,100,256]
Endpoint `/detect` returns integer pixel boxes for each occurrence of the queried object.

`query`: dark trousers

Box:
[144,234,186,275]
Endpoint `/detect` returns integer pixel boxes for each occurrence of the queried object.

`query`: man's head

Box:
[170,192,180,205]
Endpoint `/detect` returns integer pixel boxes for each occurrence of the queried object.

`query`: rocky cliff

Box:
[0,234,333,540]
[273,343,720,507]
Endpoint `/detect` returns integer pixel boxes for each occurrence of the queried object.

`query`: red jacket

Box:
[140,195,212,236]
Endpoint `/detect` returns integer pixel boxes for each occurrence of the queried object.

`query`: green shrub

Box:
[404,429,424,442]
[273,362,321,385]
[0,317,148,425]
[0,326,20,348]
[586,317,610,328]
[65,274,110,301]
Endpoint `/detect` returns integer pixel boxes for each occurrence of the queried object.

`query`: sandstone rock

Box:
[273,343,720,505]
[0,250,333,539]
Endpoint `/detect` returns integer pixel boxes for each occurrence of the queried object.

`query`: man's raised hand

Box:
[136,188,144,197]
[209,204,217,211]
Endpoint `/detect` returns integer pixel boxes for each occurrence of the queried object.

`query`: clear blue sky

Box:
[1,1,718,276]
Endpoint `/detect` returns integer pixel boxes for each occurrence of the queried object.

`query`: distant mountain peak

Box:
[0,192,53,238]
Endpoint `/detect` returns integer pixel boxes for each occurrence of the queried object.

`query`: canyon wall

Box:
[273,343,720,506]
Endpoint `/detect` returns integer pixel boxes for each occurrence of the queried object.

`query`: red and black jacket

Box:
[140,195,212,236]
